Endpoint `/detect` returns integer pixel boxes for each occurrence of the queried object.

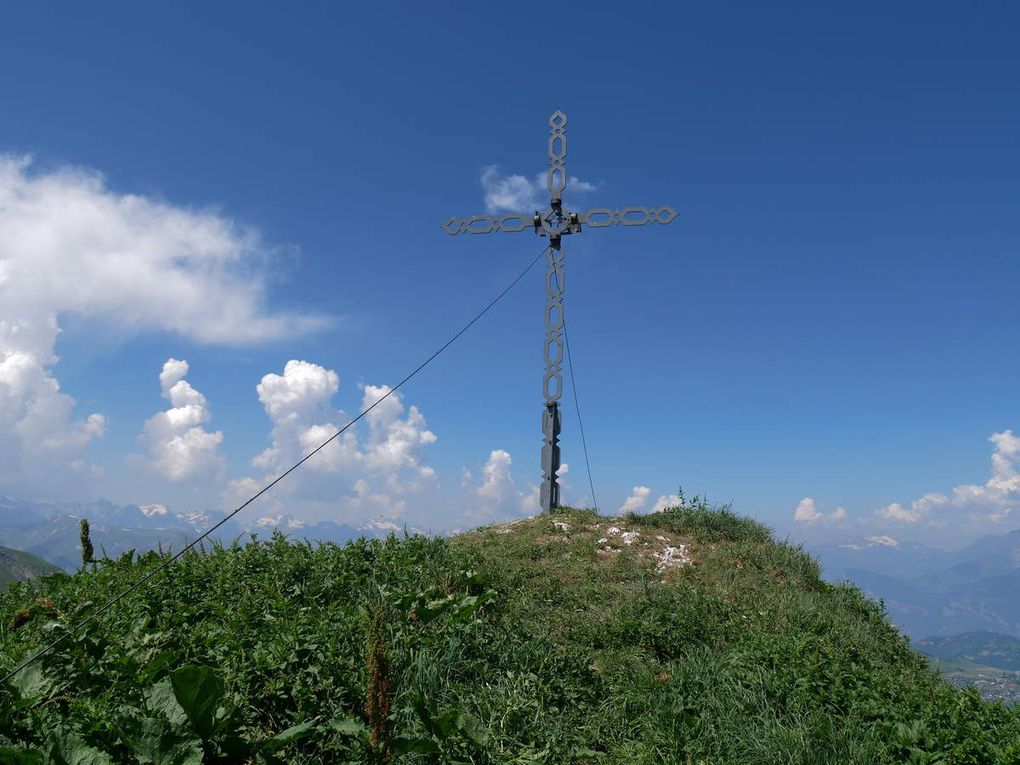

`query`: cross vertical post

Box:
[540,111,568,513]
[442,111,676,513]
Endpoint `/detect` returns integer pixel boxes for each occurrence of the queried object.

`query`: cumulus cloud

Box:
[619,486,652,514]
[952,430,1020,521]
[872,430,1020,527]
[481,166,599,214]
[0,343,106,487]
[463,448,554,522]
[793,497,848,525]
[477,449,515,502]
[651,494,682,513]
[138,358,224,482]
[252,359,355,473]
[235,359,438,519]
[0,155,328,493]
[361,384,437,478]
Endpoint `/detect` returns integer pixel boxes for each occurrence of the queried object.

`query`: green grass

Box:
[0,505,1018,763]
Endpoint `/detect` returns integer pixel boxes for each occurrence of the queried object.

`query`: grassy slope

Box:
[0,506,1018,763]
[0,548,61,587]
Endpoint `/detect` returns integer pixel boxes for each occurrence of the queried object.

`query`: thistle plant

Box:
[364,603,392,757]
[79,518,94,566]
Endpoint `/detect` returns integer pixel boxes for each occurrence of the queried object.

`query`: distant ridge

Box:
[0,497,398,572]
[0,546,61,585]
[809,527,1020,640]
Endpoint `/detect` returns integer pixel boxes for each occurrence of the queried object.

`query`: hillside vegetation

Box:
[1,502,1019,763]
[0,548,60,587]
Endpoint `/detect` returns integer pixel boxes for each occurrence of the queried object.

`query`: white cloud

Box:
[0,335,106,489]
[875,501,925,524]
[233,359,439,521]
[0,155,328,493]
[951,430,1020,518]
[481,166,599,214]
[864,535,900,548]
[619,486,651,514]
[871,430,1020,527]
[793,497,847,525]
[252,359,357,474]
[360,384,437,480]
[478,449,514,502]
[465,448,544,522]
[346,478,407,519]
[651,494,682,513]
[138,358,224,482]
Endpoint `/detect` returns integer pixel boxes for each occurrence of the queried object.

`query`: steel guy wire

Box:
[0,245,547,688]
[562,315,598,513]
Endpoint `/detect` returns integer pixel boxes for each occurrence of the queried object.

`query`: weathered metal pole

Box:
[539,112,568,512]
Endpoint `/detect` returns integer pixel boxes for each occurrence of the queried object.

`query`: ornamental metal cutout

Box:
[443,111,676,513]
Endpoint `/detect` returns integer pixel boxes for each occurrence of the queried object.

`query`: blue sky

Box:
[0,2,1018,544]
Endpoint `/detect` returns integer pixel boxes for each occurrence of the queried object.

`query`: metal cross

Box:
[443,110,676,513]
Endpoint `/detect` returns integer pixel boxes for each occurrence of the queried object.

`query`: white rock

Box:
[653,544,692,572]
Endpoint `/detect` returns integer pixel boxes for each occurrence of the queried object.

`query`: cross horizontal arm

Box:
[443,206,677,236]
[578,206,678,228]
[442,212,534,235]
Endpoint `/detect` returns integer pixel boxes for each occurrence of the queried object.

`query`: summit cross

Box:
[443,110,676,513]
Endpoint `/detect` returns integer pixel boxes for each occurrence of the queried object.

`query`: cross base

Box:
[540,402,561,513]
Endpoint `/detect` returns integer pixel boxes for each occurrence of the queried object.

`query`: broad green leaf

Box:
[327,718,368,737]
[9,663,50,702]
[169,665,223,739]
[391,737,442,755]
[45,729,114,765]
[144,679,189,728]
[433,709,460,738]
[456,712,490,748]
[139,652,174,685]
[262,720,317,753]
[117,710,203,765]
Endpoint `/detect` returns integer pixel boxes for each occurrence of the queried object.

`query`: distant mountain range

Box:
[0,497,404,573]
[808,528,1020,640]
[0,545,61,585]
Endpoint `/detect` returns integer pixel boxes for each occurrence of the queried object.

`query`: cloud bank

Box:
[0,155,326,491]
[793,429,1020,537]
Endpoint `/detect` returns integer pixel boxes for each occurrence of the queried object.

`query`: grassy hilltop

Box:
[0,502,1018,763]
